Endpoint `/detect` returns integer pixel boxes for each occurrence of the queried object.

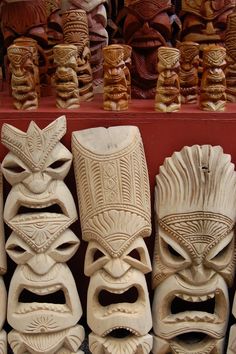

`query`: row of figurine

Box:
[5,38,231,112]
[0,115,235,353]
[1,0,236,101]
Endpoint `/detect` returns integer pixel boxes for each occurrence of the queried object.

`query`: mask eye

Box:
[2,153,29,185]
[93,249,106,262]
[7,244,26,255]
[48,159,71,170]
[50,230,80,263]
[3,163,25,174]
[127,249,141,261]
[206,232,234,270]
[6,234,33,264]
[159,232,191,269]
[124,239,152,274]
[84,242,109,277]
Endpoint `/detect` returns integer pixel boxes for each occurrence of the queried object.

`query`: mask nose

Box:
[28,254,56,275]
[103,258,131,278]
[23,172,51,194]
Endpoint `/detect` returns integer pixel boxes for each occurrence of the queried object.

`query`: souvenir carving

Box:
[53,44,80,109]
[44,0,63,46]
[64,0,109,93]
[225,12,236,103]
[0,168,7,354]
[1,116,84,353]
[103,44,129,111]
[180,0,236,55]
[7,44,39,110]
[155,47,181,112]
[72,126,153,354]
[227,294,236,353]
[200,45,226,111]
[152,145,236,354]
[178,41,199,104]
[0,0,48,47]
[62,9,94,101]
[122,0,172,98]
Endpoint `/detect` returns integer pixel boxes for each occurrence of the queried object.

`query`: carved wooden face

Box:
[85,238,152,337]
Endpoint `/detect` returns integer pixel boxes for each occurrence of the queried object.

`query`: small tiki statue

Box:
[0,169,7,354]
[225,12,236,102]
[178,41,199,104]
[200,45,226,111]
[227,294,236,353]
[1,116,84,354]
[62,9,94,101]
[7,44,39,110]
[152,145,236,354]
[155,47,181,112]
[72,126,153,354]
[53,44,80,109]
[64,0,109,93]
[103,44,129,111]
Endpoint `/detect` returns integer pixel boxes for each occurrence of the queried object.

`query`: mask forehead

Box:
[182,0,235,20]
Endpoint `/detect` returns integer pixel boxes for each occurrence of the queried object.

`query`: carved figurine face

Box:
[152,145,236,353]
[8,45,35,78]
[181,0,236,46]
[54,44,78,71]
[1,116,82,334]
[178,41,200,71]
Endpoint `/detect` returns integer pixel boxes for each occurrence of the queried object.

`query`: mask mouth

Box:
[103,326,140,337]
[16,203,64,215]
[163,289,226,325]
[98,286,139,306]
[16,285,70,314]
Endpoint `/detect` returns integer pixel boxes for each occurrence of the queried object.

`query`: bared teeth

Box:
[164,312,218,323]
[176,293,215,302]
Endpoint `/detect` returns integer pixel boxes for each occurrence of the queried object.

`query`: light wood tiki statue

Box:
[62,9,94,101]
[0,168,7,354]
[152,145,236,354]
[53,44,80,109]
[103,44,129,111]
[72,126,153,354]
[200,45,226,111]
[1,116,84,354]
[155,47,181,112]
[7,44,39,110]
[227,294,236,353]
[177,41,199,104]
[225,12,236,103]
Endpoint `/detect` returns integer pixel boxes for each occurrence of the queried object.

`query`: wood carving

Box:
[0,168,7,354]
[7,44,39,110]
[200,45,226,111]
[72,126,153,353]
[177,41,199,104]
[53,44,80,109]
[152,145,236,354]
[44,0,63,46]
[62,9,94,101]
[122,0,172,99]
[1,116,84,353]
[155,46,181,112]
[64,0,109,93]
[225,12,236,103]
[121,44,132,100]
[103,44,129,111]
[180,0,236,55]
[227,294,236,353]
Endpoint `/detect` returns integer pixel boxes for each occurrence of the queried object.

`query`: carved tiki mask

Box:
[123,0,172,98]
[0,167,7,353]
[1,117,83,341]
[181,0,236,50]
[72,126,153,353]
[152,145,236,354]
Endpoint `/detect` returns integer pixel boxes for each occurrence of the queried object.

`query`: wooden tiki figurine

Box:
[0,168,7,354]
[227,294,236,353]
[53,44,80,109]
[152,145,236,354]
[7,44,39,110]
[178,41,199,104]
[62,9,94,101]
[72,126,153,354]
[155,47,181,112]
[1,116,85,354]
[122,0,172,99]
[200,45,226,111]
[225,12,236,102]
[103,44,129,111]
[62,0,109,93]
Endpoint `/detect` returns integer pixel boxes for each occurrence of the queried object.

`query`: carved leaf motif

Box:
[26,122,44,166]
[26,315,58,332]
